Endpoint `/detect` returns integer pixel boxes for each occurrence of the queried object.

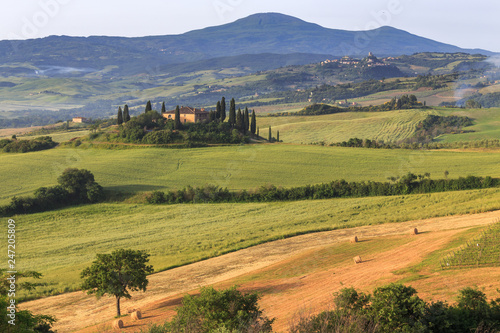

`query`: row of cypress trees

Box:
[116,105,131,125]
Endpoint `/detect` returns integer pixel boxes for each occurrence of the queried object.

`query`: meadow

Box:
[2,144,500,204]
[12,187,500,299]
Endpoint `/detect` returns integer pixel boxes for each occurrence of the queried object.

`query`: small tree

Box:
[145,100,152,113]
[268,126,272,142]
[244,107,249,133]
[161,102,166,114]
[169,286,274,332]
[174,105,182,130]
[277,130,280,142]
[117,106,123,125]
[81,249,154,317]
[123,104,131,123]
[236,108,243,130]
[229,98,236,126]
[216,101,221,120]
[221,97,226,122]
[251,110,256,135]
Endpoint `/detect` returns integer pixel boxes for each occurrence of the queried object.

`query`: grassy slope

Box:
[2,145,500,204]
[11,187,500,298]
[257,107,500,144]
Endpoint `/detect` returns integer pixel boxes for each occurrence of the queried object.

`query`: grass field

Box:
[2,144,500,204]
[10,187,500,299]
[256,107,500,144]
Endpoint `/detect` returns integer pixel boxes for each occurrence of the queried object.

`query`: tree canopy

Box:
[81,249,154,317]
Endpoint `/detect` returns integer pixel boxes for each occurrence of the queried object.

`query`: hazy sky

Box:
[2,0,499,52]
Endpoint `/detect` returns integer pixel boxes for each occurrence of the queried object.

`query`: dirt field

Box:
[22,210,500,333]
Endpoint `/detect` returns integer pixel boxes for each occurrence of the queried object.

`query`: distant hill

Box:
[0,13,494,76]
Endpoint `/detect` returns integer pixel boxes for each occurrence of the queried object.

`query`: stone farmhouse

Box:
[162,106,210,124]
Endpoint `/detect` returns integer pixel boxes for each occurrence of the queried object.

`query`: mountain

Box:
[0,13,494,77]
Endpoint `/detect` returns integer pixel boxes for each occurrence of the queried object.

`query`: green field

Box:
[257,107,500,144]
[3,145,500,205]
[10,187,500,299]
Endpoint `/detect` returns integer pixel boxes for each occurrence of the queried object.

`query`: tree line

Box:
[146,173,498,205]
[0,168,104,217]
[0,136,57,153]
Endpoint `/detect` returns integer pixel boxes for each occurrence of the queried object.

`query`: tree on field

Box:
[0,269,45,295]
[221,96,226,122]
[236,108,243,130]
[81,249,154,317]
[168,286,274,333]
[268,126,272,142]
[277,130,280,142]
[161,102,166,114]
[251,110,256,135]
[123,105,130,123]
[244,107,249,133]
[57,168,104,203]
[174,105,181,130]
[216,101,221,120]
[229,98,236,126]
[117,106,123,125]
[145,100,152,113]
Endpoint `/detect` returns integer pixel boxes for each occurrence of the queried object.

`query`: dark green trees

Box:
[161,102,166,114]
[268,126,272,142]
[251,110,256,135]
[145,100,152,113]
[117,107,123,125]
[123,105,130,123]
[174,105,181,130]
[216,101,222,120]
[277,130,280,142]
[81,249,154,317]
[57,168,104,203]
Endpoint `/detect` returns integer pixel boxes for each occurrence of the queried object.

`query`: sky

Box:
[1,0,499,52]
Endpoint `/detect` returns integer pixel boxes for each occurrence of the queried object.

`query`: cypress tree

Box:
[228,98,236,126]
[250,110,256,135]
[268,126,272,142]
[221,97,226,122]
[216,101,221,120]
[123,105,130,123]
[117,106,123,125]
[145,100,152,113]
[244,107,249,133]
[277,130,280,142]
[209,110,216,122]
[257,127,259,136]
[236,108,243,130]
[161,102,166,114]
[174,105,181,130]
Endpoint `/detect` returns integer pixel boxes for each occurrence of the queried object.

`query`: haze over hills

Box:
[0,12,495,77]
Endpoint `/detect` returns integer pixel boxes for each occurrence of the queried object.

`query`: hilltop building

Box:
[72,117,88,123]
[162,106,210,124]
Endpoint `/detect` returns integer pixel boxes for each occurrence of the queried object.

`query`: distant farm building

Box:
[162,106,210,124]
[72,117,88,123]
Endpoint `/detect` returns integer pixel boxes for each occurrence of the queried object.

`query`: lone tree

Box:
[221,97,226,122]
[81,249,154,317]
[123,105,130,123]
[251,110,256,135]
[117,106,123,125]
[268,126,272,142]
[161,102,166,114]
[145,100,152,113]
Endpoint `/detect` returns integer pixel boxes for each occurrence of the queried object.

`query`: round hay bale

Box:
[112,319,123,329]
[413,228,419,235]
[350,236,358,243]
[353,255,362,264]
[131,310,142,321]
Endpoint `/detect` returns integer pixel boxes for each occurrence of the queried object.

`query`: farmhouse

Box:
[162,106,210,124]
[72,117,88,123]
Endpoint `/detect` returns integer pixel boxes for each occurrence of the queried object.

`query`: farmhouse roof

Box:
[164,106,207,114]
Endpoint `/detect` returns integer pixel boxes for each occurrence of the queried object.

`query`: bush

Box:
[168,286,274,333]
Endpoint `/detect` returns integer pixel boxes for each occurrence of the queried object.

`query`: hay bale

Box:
[413,228,419,235]
[131,310,142,321]
[350,236,358,243]
[353,255,362,264]
[112,319,123,329]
